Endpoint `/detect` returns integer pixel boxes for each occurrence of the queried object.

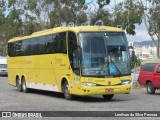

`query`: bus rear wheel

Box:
[103,94,114,100]
[22,77,29,93]
[16,77,22,92]
[63,81,74,100]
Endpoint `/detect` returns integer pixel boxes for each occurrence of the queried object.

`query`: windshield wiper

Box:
[97,62,121,75]
[96,63,108,76]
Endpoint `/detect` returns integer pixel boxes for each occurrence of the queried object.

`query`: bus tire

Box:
[63,81,74,100]
[103,94,114,100]
[146,82,155,94]
[16,77,22,92]
[22,77,29,93]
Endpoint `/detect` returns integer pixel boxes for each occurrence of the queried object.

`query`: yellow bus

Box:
[7,26,132,100]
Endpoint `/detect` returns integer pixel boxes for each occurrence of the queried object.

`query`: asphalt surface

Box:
[0,77,160,120]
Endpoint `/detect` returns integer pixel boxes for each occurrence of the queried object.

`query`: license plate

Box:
[106,88,114,92]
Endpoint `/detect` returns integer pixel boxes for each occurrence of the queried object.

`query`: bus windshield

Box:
[79,32,130,77]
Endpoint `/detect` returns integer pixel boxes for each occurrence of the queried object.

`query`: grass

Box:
[141,58,160,64]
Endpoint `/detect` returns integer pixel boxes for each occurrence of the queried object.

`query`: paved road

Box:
[0,77,160,120]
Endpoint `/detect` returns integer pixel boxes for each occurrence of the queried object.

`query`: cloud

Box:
[127,30,151,42]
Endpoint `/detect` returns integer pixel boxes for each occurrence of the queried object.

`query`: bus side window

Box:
[54,33,66,53]
[46,35,55,54]
[45,32,67,54]
[68,31,79,75]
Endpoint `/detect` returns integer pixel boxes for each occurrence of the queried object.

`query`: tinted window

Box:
[68,32,77,52]
[142,63,156,72]
[35,36,46,54]
[68,31,79,75]
[54,32,66,53]
[15,41,22,56]
[46,35,55,53]
[22,40,29,55]
[8,32,67,57]
[8,43,15,57]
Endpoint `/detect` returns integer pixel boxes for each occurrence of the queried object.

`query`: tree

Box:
[114,0,160,57]
[90,0,111,25]
[0,0,88,56]
[0,0,24,56]
[2,0,159,58]
[0,0,7,55]
[23,0,53,30]
[49,0,87,27]
[139,0,160,57]
[113,0,143,35]
[23,0,87,28]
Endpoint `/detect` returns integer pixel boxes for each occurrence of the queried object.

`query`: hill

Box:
[133,40,154,47]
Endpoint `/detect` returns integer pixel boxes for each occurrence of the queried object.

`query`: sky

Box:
[85,0,151,42]
[127,22,151,42]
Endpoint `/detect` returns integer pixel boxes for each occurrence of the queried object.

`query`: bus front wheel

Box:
[22,77,29,93]
[63,81,74,100]
[103,94,114,100]
[16,77,22,92]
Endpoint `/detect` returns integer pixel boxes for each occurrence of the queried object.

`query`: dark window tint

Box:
[68,31,79,75]
[54,32,66,53]
[15,41,22,56]
[142,63,156,72]
[8,32,67,57]
[22,40,29,55]
[68,32,77,52]
[8,43,15,56]
[28,36,46,55]
[46,35,55,53]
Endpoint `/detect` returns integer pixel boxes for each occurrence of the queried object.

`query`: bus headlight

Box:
[121,80,131,85]
[82,82,97,86]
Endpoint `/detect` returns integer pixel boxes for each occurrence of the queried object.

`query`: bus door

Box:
[68,31,81,94]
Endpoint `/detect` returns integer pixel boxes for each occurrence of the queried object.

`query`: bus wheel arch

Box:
[16,75,22,92]
[61,78,74,100]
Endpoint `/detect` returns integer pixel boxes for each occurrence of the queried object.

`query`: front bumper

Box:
[0,72,8,75]
[81,84,131,95]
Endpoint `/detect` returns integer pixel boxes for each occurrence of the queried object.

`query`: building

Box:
[128,41,157,60]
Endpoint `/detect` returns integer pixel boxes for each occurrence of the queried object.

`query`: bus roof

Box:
[8,26,123,42]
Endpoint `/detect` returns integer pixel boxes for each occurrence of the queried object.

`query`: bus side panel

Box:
[7,54,57,87]
[29,55,56,85]
[52,54,82,94]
